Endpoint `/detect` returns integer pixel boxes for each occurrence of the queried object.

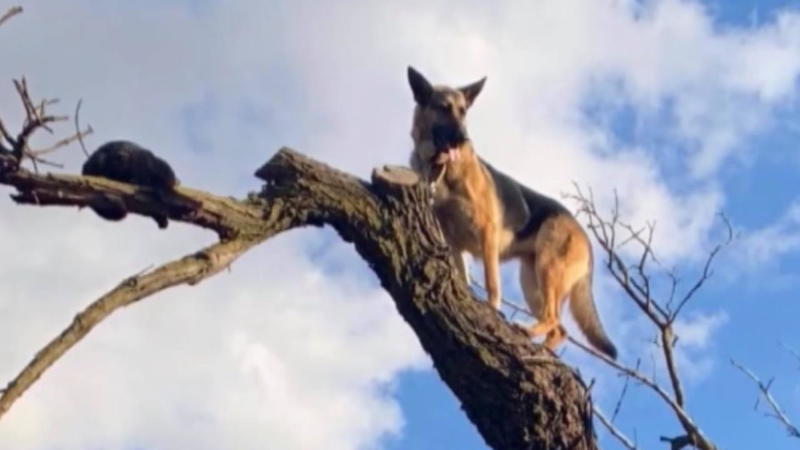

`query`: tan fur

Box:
[517,216,591,349]
[407,67,617,358]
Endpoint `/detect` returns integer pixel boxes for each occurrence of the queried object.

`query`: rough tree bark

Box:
[0,148,596,450]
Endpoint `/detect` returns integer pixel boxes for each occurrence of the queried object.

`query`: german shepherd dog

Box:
[407,67,617,359]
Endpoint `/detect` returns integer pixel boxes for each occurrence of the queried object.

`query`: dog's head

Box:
[408,66,486,166]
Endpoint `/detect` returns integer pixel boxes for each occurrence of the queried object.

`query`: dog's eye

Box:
[436,102,450,112]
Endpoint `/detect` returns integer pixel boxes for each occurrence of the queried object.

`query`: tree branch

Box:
[670,215,732,321]
[0,6,22,28]
[0,147,599,449]
[731,359,800,439]
[781,342,800,368]
[594,405,637,450]
[563,185,734,450]
[0,151,266,238]
[569,337,715,450]
[0,237,263,418]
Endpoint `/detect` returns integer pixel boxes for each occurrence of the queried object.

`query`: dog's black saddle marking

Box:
[481,160,569,240]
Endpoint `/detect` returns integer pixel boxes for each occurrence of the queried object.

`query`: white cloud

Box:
[672,311,729,381]
[571,306,729,389]
[674,311,729,350]
[732,200,800,278]
[2,0,800,447]
[0,213,426,449]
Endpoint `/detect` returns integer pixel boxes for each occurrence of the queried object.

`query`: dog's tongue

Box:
[434,147,460,164]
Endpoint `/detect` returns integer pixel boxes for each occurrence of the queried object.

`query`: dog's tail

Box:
[570,272,617,359]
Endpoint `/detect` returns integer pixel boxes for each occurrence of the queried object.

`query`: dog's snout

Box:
[432,124,468,151]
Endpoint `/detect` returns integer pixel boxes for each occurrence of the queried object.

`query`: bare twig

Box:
[25,153,63,169]
[0,6,22,28]
[566,188,670,323]
[30,125,94,156]
[611,359,639,423]
[670,236,729,321]
[6,78,67,161]
[15,78,36,120]
[731,359,800,439]
[665,269,680,312]
[0,117,15,152]
[0,237,263,419]
[595,405,637,449]
[564,184,738,448]
[660,326,684,407]
[780,342,800,368]
[74,98,91,157]
[1,76,91,161]
[569,338,714,449]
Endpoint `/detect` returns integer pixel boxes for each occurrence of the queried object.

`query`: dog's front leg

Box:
[481,225,501,310]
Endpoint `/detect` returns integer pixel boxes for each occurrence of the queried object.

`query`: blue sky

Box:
[1,1,800,449]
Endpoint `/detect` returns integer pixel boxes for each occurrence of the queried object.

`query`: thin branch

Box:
[614,224,646,249]
[595,405,637,450]
[569,337,715,450]
[627,220,658,302]
[7,78,67,161]
[670,213,733,321]
[0,117,15,152]
[665,269,680,312]
[74,98,91,158]
[611,359,639,423]
[566,188,670,324]
[731,359,800,439]
[15,78,36,121]
[670,247,719,321]
[1,78,91,161]
[0,6,22,28]
[567,185,737,437]
[780,342,800,368]
[661,326,685,407]
[25,153,62,169]
[0,237,264,419]
[30,125,94,156]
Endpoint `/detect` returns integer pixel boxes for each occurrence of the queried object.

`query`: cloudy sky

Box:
[1,0,799,448]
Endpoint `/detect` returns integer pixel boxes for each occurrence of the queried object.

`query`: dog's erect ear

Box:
[459,77,487,108]
[408,66,434,106]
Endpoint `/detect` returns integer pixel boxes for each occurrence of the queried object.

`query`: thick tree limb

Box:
[0,148,598,449]
[0,152,265,238]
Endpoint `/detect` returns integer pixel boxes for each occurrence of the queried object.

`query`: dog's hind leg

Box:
[540,222,594,351]
[523,250,570,348]
[519,256,542,318]
[520,256,558,339]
